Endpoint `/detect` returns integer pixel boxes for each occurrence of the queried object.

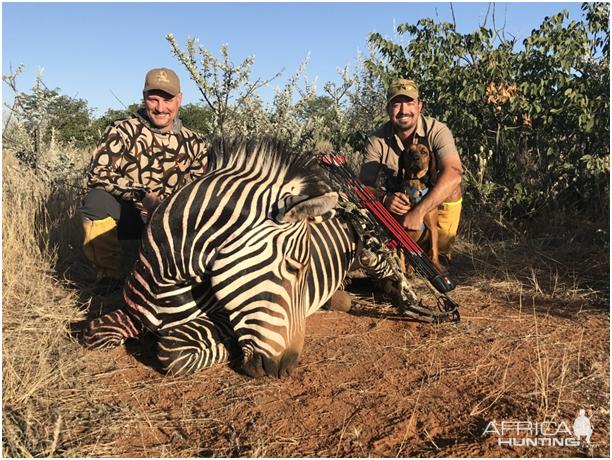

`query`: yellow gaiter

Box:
[82,217,123,279]
[437,198,462,259]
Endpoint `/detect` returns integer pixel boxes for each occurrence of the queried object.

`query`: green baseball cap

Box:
[387,79,419,103]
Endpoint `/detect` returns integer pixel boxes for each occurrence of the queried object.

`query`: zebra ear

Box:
[272,192,338,224]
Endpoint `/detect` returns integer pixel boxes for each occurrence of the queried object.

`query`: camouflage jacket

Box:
[87,108,208,203]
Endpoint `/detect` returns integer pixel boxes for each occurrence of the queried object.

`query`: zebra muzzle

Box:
[242,346,302,379]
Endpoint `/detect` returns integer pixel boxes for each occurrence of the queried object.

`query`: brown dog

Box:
[401,144,441,271]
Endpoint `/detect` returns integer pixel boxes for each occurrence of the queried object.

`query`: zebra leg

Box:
[157,314,239,376]
[83,309,143,350]
[323,290,352,312]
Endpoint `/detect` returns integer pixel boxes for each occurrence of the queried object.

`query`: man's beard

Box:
[393,115,416,132]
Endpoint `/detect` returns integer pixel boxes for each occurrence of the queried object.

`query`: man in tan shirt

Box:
[358,79,463,264]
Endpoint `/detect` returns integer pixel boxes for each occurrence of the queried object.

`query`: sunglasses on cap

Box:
[388,82,418,95]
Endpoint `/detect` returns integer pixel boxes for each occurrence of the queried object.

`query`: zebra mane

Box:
[208,137,327,196]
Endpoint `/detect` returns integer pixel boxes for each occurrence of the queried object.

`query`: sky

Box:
[2,2,588,118]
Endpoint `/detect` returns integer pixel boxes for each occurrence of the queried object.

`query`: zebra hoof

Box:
[81,310,139,350]
[82,324,126,350]
[378,278,403,308]
[325,290,352,312]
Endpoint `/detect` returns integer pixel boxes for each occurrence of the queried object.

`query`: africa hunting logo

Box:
[483,408,600,448]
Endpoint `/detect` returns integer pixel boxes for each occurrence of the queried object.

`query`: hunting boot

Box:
[82,217,123,295]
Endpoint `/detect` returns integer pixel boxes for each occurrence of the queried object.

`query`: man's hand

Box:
[384,192,411,217]
[400,209,425,231]
[142,192,162,219]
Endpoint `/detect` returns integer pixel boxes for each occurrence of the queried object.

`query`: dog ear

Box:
[428,148,439,186]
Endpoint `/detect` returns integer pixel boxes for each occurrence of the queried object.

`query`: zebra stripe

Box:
[83,139,398,377]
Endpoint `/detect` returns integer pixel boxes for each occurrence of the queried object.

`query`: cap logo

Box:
[156,71,169,83]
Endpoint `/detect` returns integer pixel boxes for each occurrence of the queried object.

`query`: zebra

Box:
[83,138,402,378]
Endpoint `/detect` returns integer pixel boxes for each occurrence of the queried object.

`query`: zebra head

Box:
[216,192,337,378]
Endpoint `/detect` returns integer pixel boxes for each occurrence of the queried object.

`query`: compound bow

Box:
[318,150,460,323]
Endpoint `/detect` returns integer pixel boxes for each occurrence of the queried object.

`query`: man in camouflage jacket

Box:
[79,67,208,295]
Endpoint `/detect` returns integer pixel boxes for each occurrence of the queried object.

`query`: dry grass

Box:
[2,149,610,457]
[2,163,87,457]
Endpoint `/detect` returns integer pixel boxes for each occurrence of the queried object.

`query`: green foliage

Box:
[3,4,607,221]
[3,66,52,166]
[179,103,213,137]
[91,103,142,137]
[295,95,334,124]
[166,35,351,155]
[367,2,610,218]
[342,46,388,151]
[43,92,97,148]
[166,34,282,139]
[3,65,100,171]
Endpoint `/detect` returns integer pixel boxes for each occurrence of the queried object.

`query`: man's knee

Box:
[79,189,145,240]
[82,216,123,279]
[79,189,121,222]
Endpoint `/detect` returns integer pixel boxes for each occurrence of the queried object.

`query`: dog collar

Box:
[407,186,429,202]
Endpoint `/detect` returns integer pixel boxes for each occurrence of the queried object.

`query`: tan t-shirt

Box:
[360,115,458,192]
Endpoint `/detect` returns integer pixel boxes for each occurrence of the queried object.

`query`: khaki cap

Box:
[387,79,419,103]
[143,68,180,96]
